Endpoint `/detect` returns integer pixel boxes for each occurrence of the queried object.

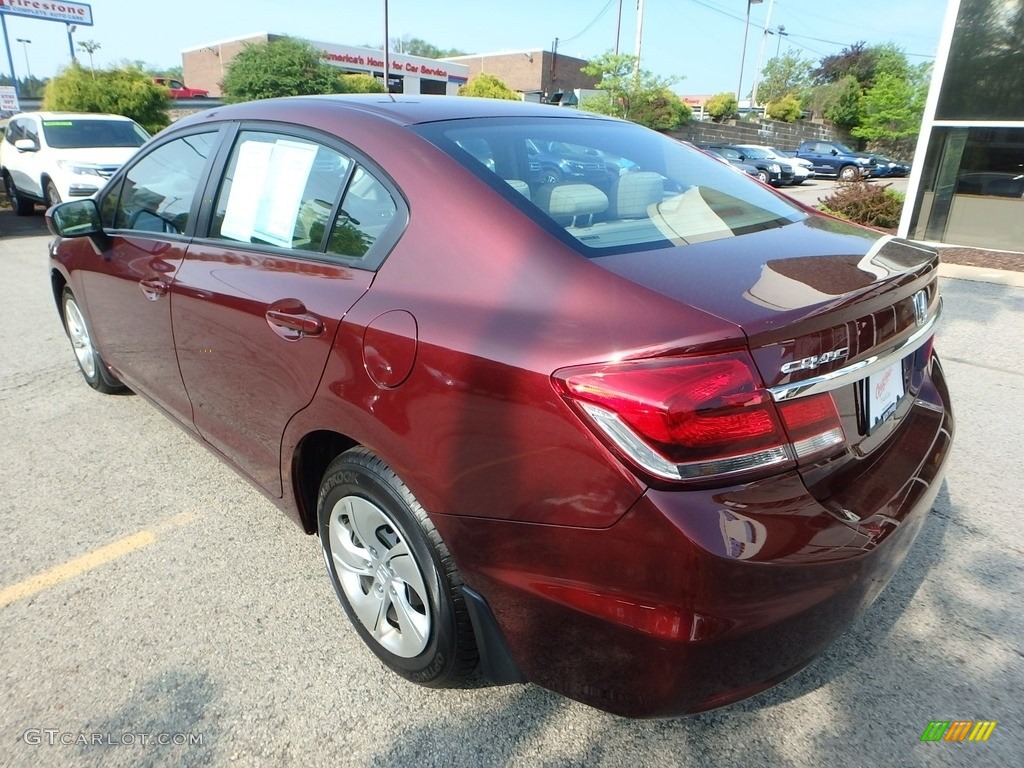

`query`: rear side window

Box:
[413,117,805,256]
[106,132,218,234]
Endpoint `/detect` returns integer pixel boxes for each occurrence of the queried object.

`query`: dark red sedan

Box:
[46,96,953,718]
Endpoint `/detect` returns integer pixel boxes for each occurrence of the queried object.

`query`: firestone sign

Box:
[0,0,93,25]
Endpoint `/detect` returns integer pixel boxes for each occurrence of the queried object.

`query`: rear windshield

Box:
[42,119,149,149]
[412,117,805,256]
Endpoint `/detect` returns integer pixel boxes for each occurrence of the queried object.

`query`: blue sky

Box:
[0,0,948,95]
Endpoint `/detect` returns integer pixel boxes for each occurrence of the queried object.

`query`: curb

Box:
[938,262,1024,288]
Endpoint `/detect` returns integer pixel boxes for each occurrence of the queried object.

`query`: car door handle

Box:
[265,303,325,339]
[139,277,169,301]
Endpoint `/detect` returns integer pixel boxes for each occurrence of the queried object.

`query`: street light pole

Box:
[736,0,763,104]
[775,25,788,58]
[67,24,77,62]
[16,38,31,80]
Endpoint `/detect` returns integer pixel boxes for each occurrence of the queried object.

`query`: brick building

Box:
[441,50,599,102]
[182,34,469,97]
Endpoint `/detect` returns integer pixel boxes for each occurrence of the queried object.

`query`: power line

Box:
[561,0,617,45]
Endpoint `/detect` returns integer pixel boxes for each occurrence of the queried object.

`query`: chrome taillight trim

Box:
[579,403,792,482]
[769,297,942,403]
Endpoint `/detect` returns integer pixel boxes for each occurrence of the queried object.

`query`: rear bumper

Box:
[434,356,953,718]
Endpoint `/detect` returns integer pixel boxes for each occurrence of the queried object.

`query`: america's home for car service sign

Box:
[0,0,93,26]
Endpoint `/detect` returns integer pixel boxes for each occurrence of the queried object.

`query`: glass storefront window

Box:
[909,126,1024,250]
[936,0,1024,120]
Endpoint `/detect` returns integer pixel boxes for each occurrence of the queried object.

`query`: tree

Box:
[823,75,863,129]
[390,36,466,58]
[579,51,688,130]
[43,63,169,134]
[338,73,386,94]
[756,51,813,106]
[812,41,877,88]
[852,70,926,142]
[765,94,803,122]
[458,73,519,100]
[704,92,739,122]
[221,37,344,103]
[77,39,101,73]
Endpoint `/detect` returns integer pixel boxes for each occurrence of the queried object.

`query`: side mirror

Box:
[46,199,104,238]
[14,138,38,153]
[737,154,747,161]
[831,149,839,156]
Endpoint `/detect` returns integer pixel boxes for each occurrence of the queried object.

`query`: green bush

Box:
[765,94,802,122]
[818,181,905,228]
[42,63,169,134]
[338,74,385,94]
[221,37,344,103]
[704,92,738,122]
[458,73,520,100]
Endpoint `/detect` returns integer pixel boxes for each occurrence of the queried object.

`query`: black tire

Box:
[756,170,770,184]
[838,165,859,182]
[4,172,35,216]
[317,447,478,687]
[540,167,562,185]
[45,179,62,207]
[61,287,126,394]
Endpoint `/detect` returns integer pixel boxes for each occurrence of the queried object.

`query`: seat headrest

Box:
[534,183,609,219]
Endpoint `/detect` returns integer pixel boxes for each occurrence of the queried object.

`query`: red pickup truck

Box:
[152,77,209,99]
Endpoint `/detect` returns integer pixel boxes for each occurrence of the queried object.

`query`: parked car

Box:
[702,143,795,186]
[152,77,209,99]
[738,144,815,184]
[1,112,149,213]
[792,140,874,180]
[46,95,953,718]
[876,155,911,177]
[525,138,608,186]
[704,147,760,178]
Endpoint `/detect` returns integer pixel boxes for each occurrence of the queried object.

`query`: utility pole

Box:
[614,0,623,55]
[633,0,645,84]
[383,0,390,93]
[750,0,775,107]
[737,0,763,103]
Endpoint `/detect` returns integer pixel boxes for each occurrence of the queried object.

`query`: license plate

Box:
[867,360,905,431]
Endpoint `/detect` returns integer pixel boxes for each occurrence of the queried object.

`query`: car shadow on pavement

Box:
[356,486,979,767]
[0,206,51,240]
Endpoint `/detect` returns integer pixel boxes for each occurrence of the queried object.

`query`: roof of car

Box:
[190,94,616,127]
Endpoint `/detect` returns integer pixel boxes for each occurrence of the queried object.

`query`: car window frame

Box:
[190,120,409,272]
[97,123,230,243]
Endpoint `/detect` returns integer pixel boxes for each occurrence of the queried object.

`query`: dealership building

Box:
[900,0,1024,252]
[182,34,470,97]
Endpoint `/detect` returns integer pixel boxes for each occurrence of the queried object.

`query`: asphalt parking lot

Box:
[1,208,1021,767]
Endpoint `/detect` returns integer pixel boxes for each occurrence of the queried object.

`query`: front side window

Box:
[107,132,218,234]
[415,117,805,255]
[211,131,353,253]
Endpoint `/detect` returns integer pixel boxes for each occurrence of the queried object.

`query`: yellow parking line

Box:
[0,511,198,609]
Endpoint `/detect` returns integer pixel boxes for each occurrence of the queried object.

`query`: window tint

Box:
[416,118,803,255]
[211,131,353,253]
[41,119,148,149]
[327,166,398,259]
[109,132,217,234]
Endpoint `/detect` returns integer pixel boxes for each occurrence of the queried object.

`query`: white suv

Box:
[737,144,816,185]
[1,112,148,215]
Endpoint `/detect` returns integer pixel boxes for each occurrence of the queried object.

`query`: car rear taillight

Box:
[553,351,844,483]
